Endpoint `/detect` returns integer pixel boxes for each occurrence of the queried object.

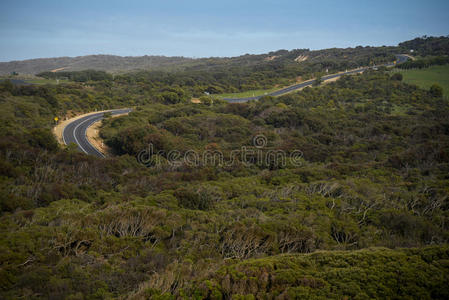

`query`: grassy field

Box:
[392,64,449,97]
[215,87,280,99]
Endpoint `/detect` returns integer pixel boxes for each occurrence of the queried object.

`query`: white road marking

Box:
[84,117,106,158]
[73,115,102,154]
[64,109,131,157]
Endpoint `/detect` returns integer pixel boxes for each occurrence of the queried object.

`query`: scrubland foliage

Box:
[1,45,449,298]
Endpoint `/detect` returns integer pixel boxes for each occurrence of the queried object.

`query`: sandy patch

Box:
[264,55,279,61]
[322,76,340,84]
[319,68,364,85]
[319,68,364,86]
[86,113,129,156]
[86,120,110,156]
[294,55,308,63]
[50,67,66,72]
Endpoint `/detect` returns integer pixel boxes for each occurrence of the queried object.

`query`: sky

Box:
[0,0,448,61]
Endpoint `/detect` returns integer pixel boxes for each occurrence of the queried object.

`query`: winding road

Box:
[223,54,409,103]
[62,55,408,156]
[62,108,132,157]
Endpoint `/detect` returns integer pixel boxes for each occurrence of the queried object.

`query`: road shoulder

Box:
[53,109,112,145]
[85,112,129,156]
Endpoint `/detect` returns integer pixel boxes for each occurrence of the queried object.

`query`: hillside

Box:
[0,45,398,75]
[0,54,194,75]
[4,36,448,76]
[3,36,447,77]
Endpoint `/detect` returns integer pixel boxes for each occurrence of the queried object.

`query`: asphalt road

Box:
[62,55,408,157]
[62,108,132,157]
[223,54,409,103]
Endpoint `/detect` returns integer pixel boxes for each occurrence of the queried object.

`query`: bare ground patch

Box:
[264,55,279,61]
[294,55,308,63]
[50,67,66,72]
[86,119,110,156]
[86,112,129,156]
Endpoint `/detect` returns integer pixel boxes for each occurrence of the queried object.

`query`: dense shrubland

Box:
[19,44,401,100]
[397,56,449,69]
[102,46,397,98]
[37,70,113,82]
[399,35,449,56]
[1,39,449,298]
[188,246,449,299]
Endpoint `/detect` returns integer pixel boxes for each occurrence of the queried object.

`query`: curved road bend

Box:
[223,54,409,103]
[64,56,408,157]
[63,108,132,157]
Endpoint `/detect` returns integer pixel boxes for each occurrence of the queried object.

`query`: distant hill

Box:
[0,48,396,76]
[1,36,447,75]
[399,35,449,56]
[0,54,195,75]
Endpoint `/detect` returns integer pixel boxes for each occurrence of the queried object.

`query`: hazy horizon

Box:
[0,39,427,63]
[1,0,449,62]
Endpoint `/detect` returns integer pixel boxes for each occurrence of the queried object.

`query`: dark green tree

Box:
[391,73,403,81]
[429,84,443,97]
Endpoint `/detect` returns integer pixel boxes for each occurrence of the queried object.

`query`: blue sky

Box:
[0,0,448,61]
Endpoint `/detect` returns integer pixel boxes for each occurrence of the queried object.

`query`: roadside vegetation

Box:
[0,36,448,299]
